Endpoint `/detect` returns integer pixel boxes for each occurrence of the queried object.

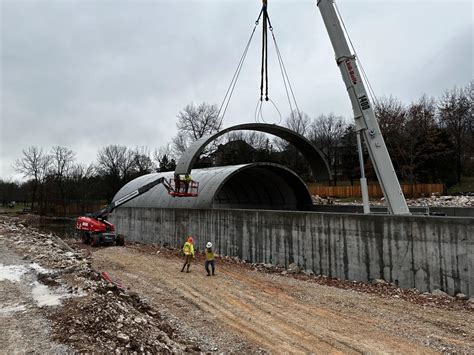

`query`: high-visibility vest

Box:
[205,248,214,261]
[183,242,194,256]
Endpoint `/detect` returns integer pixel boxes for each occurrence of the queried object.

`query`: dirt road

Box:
[93,245,473,354]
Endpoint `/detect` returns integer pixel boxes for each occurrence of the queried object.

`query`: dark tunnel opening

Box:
[212,165,313,211]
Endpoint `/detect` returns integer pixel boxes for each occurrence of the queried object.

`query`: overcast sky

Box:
[1,0,472,181]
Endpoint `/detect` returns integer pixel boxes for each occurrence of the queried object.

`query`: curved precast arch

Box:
[174,123,332,181]
[112,163,313,211]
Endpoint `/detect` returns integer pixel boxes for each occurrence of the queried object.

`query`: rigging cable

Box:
[218,0,302,128]
[217,8,264,128]
[255,3,298,125]
[270,25,303,123]
[260,4,267,102]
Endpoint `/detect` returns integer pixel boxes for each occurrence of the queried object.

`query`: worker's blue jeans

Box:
[205,260,215,275]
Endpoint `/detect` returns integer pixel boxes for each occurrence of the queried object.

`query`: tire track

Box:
[93,247,470,354]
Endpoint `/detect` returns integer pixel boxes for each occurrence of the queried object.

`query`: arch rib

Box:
[174,123,332,181]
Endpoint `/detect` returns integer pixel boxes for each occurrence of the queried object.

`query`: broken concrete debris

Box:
[312,194,474,207]
[0,215,200,353]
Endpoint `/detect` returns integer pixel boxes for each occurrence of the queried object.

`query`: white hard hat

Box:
[206,242,212,248]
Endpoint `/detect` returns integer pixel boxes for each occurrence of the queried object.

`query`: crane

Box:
[316,0,410,215]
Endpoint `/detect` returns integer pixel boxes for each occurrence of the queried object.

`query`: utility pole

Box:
[317,0,410,215]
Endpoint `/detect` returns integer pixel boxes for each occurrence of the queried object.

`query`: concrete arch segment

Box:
[112,163,313,211]
[174,123,332,181]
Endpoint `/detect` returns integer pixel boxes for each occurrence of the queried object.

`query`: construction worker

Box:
[174,174,181,193]
[204,241,215,276]
[183,174,192,193]
[181,236,195,273]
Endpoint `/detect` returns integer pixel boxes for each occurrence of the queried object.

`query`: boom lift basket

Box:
[168,178,199,197]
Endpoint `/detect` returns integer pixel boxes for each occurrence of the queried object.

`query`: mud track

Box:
[93,245,473,353]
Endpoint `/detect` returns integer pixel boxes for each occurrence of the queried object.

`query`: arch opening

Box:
[175,123,332,182]
[213,165,312,210]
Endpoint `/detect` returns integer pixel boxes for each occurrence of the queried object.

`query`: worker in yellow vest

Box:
[183,174,192,193]
[181,236,195,273]
[205,242,215,276]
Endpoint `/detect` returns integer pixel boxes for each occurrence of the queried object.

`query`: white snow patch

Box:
[31,282,64,307]
[29,262,51,274]
[0,264,28,282]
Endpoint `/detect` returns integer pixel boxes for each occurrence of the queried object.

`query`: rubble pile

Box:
[405,194,474,207]
[315,194,474,208]
[0,216,88,272]
[311,195,333,205]
[52,282,195,353]
[0,216,198,353]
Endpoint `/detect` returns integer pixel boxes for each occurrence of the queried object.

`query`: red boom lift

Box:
[76,175,198,246]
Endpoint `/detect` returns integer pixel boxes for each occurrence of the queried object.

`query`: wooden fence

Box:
[307,183,445,198]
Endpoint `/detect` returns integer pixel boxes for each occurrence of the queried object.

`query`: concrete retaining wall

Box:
[111,208,474,297]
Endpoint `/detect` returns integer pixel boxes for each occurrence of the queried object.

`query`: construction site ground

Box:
[1,214,473,354]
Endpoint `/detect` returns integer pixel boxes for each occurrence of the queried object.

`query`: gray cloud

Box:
[1,0,472,180]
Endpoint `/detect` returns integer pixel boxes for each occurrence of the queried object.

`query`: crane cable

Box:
[218,1,302,128]
[216,8,263,128]
[260,1,269,102]
[270,26,303,124]
[255,1,301,125]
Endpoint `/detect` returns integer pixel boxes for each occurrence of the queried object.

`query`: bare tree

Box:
[274,110,312,151]
[285,110,311,136]
[173,102,221,155]
[400,95,438,183]
[69,163,96,210]
[438,84,472,183]
[375,96,406,138]
[50,146,76,209]
[50,146,76,179]
[131,146,155,175]
[374,96,406,174]
[71,163,95,182]
[154,144,177,172]
[96,145,135,199]
[14,146,51,210]
[171,132,189,156]
[310,113,347,184]
[96,145,134,179]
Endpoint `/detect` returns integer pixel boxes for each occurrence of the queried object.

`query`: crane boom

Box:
[317,0,410,215]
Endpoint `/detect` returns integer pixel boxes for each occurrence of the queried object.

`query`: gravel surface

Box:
[0,238,70,354]
[94,243,474,354]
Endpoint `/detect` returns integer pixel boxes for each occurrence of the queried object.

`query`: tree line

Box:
[1,83,472,214]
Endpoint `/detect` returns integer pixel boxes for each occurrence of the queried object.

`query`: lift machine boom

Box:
[76,176,199,246]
